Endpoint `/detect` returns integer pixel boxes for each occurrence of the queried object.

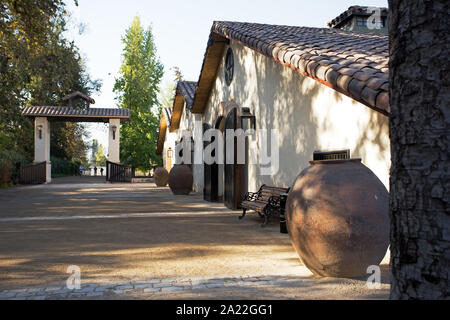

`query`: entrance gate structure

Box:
[21,92,130,183]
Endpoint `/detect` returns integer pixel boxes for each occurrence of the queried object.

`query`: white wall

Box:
[175,102,204,193]
[201,40,390,192]
[108,119,121,163]
[34,117,51,183]
[162,128,177,172]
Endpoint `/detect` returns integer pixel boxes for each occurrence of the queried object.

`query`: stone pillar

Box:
[108,119,121,163]
[34,117,51,183]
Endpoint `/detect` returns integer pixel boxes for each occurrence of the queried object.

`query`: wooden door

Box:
[224,108,246,210]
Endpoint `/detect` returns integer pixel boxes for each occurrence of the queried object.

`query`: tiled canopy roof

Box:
[177,81,197,110]
[327,6,389,29]
[22,106,130,122]
[193,21,389,115]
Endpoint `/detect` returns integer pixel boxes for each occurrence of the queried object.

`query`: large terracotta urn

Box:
[168,164,193,195]
[154,167,169,187]
[286,159,389,278]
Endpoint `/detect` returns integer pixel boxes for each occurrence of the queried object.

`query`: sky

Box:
[66,0,388,151]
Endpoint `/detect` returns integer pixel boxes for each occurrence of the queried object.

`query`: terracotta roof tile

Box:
[208,21,389,115]
[177,81,197,109]
[22,106,130,119]
[162,107,172,124]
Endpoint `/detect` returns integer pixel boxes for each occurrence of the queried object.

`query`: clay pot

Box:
[286,159,389,278]
[154,167,169,187]
[168,164,193,195]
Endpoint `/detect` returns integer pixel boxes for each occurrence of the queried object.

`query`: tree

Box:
[91,139,99,162]
[0,0,100,166]
[160,67,184,110]
[113,16,164,171]
[389,0,449,299]
[94,144,107,167]
[172,66,184,82]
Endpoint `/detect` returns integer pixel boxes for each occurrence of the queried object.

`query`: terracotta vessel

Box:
[168,164,193,195]
[286,159,389,278]
[154,167,169,187]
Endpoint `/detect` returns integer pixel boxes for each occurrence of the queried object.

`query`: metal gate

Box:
[19,162,47,184]
[106,161,134,182]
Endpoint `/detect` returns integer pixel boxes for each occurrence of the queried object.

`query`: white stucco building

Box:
[157,20,390,210]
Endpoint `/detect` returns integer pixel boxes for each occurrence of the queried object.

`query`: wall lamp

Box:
[37,125,43,140]
[240,107,256,130]
[111,125,117,140]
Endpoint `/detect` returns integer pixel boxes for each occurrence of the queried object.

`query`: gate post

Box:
[34,117,51,183]
[108,119,121,163]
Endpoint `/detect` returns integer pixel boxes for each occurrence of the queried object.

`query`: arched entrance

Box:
[204,102,255,209]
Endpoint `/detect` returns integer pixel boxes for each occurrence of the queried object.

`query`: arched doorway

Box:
[204,102,255,208]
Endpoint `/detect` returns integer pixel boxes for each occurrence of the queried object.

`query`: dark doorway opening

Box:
[203,123,218,202]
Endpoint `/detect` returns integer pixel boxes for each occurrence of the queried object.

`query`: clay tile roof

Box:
[327,6,389,29]
[22,106,130,122]
[201,21,389,115]
[62,91,96,104]
[169,81,198,132]
[156,107,173,155]
[162,107,172,124]
[177,81,197,109]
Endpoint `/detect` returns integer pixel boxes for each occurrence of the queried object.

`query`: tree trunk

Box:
[389,0,450,299]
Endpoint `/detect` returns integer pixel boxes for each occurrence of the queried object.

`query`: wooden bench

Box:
[239,185,290,228]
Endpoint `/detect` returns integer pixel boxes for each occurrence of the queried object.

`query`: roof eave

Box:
[191,31,228,114]
[190,21,390,116]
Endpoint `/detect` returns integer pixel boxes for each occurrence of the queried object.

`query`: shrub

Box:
[0,150,27,185]
[0,162,11,186]
[51,157,81,177]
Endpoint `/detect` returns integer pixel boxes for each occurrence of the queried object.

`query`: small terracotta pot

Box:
[168,164,193,195]
[286,159,389,278]
[154,167,169,187]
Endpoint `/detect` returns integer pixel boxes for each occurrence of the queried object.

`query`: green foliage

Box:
[0,0,100,174]
[90,139,99,162]
[51,156,80,177]
[94,144,107,166]
[113,16,164,171]
[160,67,183,111]
[0,149,27,185]
[172,66,184,82]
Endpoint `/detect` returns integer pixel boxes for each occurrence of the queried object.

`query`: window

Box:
[224,48,234,86]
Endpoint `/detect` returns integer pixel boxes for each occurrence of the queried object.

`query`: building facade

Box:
[158,19,390,210]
